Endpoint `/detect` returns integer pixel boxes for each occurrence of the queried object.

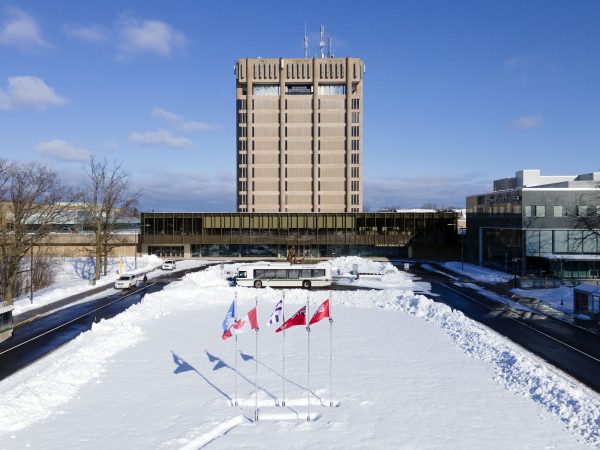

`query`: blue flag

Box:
[222,301,236,333]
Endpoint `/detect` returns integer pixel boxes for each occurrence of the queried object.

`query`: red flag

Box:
[309,298,330,325]
[222,307,258,340]
[275,305,306,333]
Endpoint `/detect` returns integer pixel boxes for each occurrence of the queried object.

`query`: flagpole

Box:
[255,296,259,422]
[282,291,286,407]
[234,291,238,407]
[306,294,311,422]
[329,290,333,407]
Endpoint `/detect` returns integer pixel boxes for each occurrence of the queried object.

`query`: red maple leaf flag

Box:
[309,298,330,325]
[222,307,258,340]
[275,305,306,333]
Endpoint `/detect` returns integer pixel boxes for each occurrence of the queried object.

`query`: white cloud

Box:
[0,7,47,50]
[129,129,193,148]
[151,107,182,123]
[117,18,186,57]
[63,23,109,44]
[0,76,66,110]
[151,106,216,132]
[179,121,215,132]
[37,139,90,162]
[136,169,234,211]
[363,175,488,211]
[512,116,543,129]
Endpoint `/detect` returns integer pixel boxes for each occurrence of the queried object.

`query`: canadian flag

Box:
[222,307,258,340]
[275,305,306,333]
[309,298,330,325]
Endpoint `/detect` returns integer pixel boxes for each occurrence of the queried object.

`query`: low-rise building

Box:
[466,169,600,279]
[139,211,460,260]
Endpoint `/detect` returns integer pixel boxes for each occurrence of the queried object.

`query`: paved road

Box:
[408,264,600,393]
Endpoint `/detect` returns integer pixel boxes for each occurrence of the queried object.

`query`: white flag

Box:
[267,299,283,327]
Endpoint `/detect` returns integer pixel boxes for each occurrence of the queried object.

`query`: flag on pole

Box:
[309,298,330,325]
[275,305,306,333]
[221,301,236,337]
[223,307,258,340]
[266,300,283,327]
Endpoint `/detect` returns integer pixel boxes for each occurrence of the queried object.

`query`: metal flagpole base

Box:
[281,401,286,407]
[255,410,259,422]
[306,415,310,422]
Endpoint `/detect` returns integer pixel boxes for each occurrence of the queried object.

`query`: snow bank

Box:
[440,261,513,284]
[337,290,600,447]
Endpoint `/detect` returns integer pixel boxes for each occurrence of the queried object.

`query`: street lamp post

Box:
[458,227,466,270]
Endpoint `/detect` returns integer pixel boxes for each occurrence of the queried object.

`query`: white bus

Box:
[235,264,332,289]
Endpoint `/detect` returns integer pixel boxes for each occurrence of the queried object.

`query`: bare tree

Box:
[569,187,600,249]
[0,161,73,304]
[81,157,141,281]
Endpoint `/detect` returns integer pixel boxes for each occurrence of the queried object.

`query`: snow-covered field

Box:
[440,262,513,284]
[1,258,599,449]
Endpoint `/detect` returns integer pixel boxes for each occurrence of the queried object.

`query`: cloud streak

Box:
[37,139,90,162]
[363,174,489,210]
[129,129,193,148]
[151,106,216,132]
[0,76,66,110]
[512,115,543,129]
[63,23,110,44]
[0,7,47,50]
[117,17,186,57]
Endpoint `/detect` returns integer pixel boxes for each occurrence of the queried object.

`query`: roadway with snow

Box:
[0,258,598,449]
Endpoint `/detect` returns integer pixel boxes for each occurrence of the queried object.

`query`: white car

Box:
[162,259,176,270]
[114,274,138,289]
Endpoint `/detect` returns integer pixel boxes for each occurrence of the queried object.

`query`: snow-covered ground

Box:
[1,258,598,449]
[512,286,574,314]
[440,261,513,284]
[11,256,164,317]
[321,256,415,289]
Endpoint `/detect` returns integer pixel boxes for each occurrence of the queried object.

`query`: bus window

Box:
[255,269,265,279]
[312,269,325,277]
[275,269,287,278]
[301,269,312,278]
[237,271,247,279]
[265,269,276,278]
[289,269,300,279]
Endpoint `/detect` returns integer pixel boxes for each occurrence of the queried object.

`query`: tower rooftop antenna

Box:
[304,22,309,58]
[319,24,325,58]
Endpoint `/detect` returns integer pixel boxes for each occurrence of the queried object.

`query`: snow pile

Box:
[440,261,513,284]
[12,255,163,316]
[0,259,598,448]
[321,256,414,289]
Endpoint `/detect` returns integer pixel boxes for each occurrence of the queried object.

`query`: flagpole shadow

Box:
[171,351,233,405]
[239,351,324,405]
[205,350,280,405]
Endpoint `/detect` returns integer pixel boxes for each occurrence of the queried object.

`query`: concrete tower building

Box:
[235,56,364,212]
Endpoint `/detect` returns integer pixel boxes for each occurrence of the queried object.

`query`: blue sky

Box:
[1,0,599,211]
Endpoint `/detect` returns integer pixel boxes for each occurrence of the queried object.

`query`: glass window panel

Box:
[583,234,598,253]
[568,230,583,253]
[525,205,532,217]
[301,269,312,278]
[535,205,545,217]
[539,230,553,254]
[288,269,300,279]
[553,206,563,217]
[554,230,568,253]
[526,230,540,256]
[253,85,280,95]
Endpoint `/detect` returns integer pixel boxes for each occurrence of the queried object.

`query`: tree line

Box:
[0,157,140,305]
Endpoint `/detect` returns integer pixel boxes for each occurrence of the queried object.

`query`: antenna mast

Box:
[319,24,325,58]
[304,23,309,58]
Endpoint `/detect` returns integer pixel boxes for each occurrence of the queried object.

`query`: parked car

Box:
[162,259,177,270]
[114,274,138,289]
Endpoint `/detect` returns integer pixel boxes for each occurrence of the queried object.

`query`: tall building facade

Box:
[235,57,364,213]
